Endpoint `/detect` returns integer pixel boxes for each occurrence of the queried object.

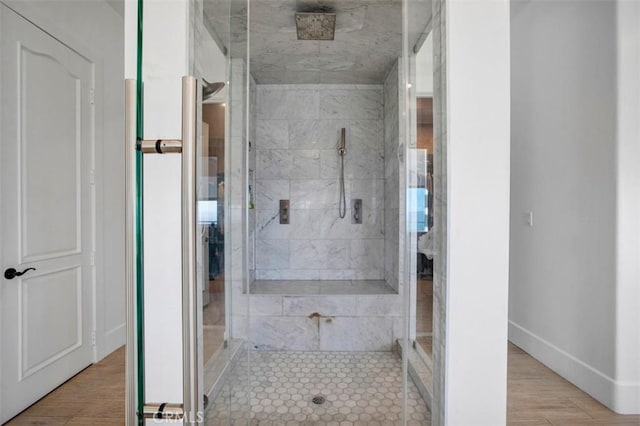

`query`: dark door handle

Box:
[4,267,36,280]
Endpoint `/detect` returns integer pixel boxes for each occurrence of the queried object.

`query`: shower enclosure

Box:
[125,0,440,423]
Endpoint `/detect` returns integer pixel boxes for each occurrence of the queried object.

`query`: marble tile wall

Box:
[384,62,401,293]
[431,1,448,424]
[254,84,386,281]
[228,58,255,339]
[249,293,402,351]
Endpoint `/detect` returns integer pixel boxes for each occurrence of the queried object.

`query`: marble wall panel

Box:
[247,293,398,351]
[289,240,351,270]
[289,120,319,149]
[319,207,384,240]
[232,292,248,314]
[282,295,357,316]
[231,315,248,340]
[319,269,385,280]
[316,119,350,150]
[256,269,321,280]
[350,179,385,211]
[290,150,321,178]
[250,295,283,316]
[257,149,290,179]
[356,295,403,316]
[256,149,321,179]
[255,239,289,269]
[255,84,387,281]
[350,239,384,270]
[256,119,288,149]
[319,317,394,351]
[350,120,384,152]
[257,87,320,119]
[319,148,384,180]
[255,179,289,210]
[227,59,252,343]
[250,316,320,351]
[256,208,322,240]
[383,60,401,292]
[319,88,383,119]
[290,180,340,209]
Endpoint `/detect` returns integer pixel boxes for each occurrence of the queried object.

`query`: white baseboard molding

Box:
[508,320,639,414]
[102,322,126,359]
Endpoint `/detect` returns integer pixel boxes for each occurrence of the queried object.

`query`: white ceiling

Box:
[204,0,432,84]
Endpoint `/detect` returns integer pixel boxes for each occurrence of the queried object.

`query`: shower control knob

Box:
[280,200,290,224]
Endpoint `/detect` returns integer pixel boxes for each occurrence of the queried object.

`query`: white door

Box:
[0,5,94,422]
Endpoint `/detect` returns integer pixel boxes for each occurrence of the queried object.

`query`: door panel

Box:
[1,5,94,422]
[21,45,82,260]
[21,267,83,377]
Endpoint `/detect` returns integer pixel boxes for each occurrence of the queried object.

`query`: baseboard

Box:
[508,320,640,414]
[103,322,126,358]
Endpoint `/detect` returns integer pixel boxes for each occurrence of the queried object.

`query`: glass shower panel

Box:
[406,0,439,417]
[200,103,227,389]
[131,0,439,423]
[195,0,251,424]
[131,1,144,422]
[192,0,233,403]
[241,0,433,424]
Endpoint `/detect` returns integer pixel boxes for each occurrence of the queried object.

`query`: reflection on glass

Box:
[415,96,434,360]
[201,103,226,382]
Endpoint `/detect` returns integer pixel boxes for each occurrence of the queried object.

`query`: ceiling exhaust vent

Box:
[295,12,336,40]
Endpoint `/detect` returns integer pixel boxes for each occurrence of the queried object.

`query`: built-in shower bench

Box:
[248,280,401,352]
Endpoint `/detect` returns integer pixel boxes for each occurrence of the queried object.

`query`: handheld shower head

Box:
[338,128,346,156]
[338,127,347,219]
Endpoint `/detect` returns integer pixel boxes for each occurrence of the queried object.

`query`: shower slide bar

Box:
[125,77,199,424]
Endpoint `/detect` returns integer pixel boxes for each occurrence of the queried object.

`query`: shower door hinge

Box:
[89,89,95,105]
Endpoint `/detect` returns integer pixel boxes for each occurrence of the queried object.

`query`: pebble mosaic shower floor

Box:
[206,351,430,425]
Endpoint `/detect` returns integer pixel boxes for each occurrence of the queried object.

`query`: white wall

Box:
[510,0,639,414]
[615,0,640,413]
[445,1,511,424]
[3,0,126,360]
[139,0,190,405]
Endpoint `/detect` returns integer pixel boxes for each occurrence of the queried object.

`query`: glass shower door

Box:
[194,0,251,422]
[125,0,248,423]
[127,0,440,424]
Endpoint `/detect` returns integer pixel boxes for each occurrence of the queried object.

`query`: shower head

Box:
[295,12,336,40]
[202,79,225,100]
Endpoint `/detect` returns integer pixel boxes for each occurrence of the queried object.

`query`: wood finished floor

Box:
[6,347,125,425]
[6,343,640,425]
